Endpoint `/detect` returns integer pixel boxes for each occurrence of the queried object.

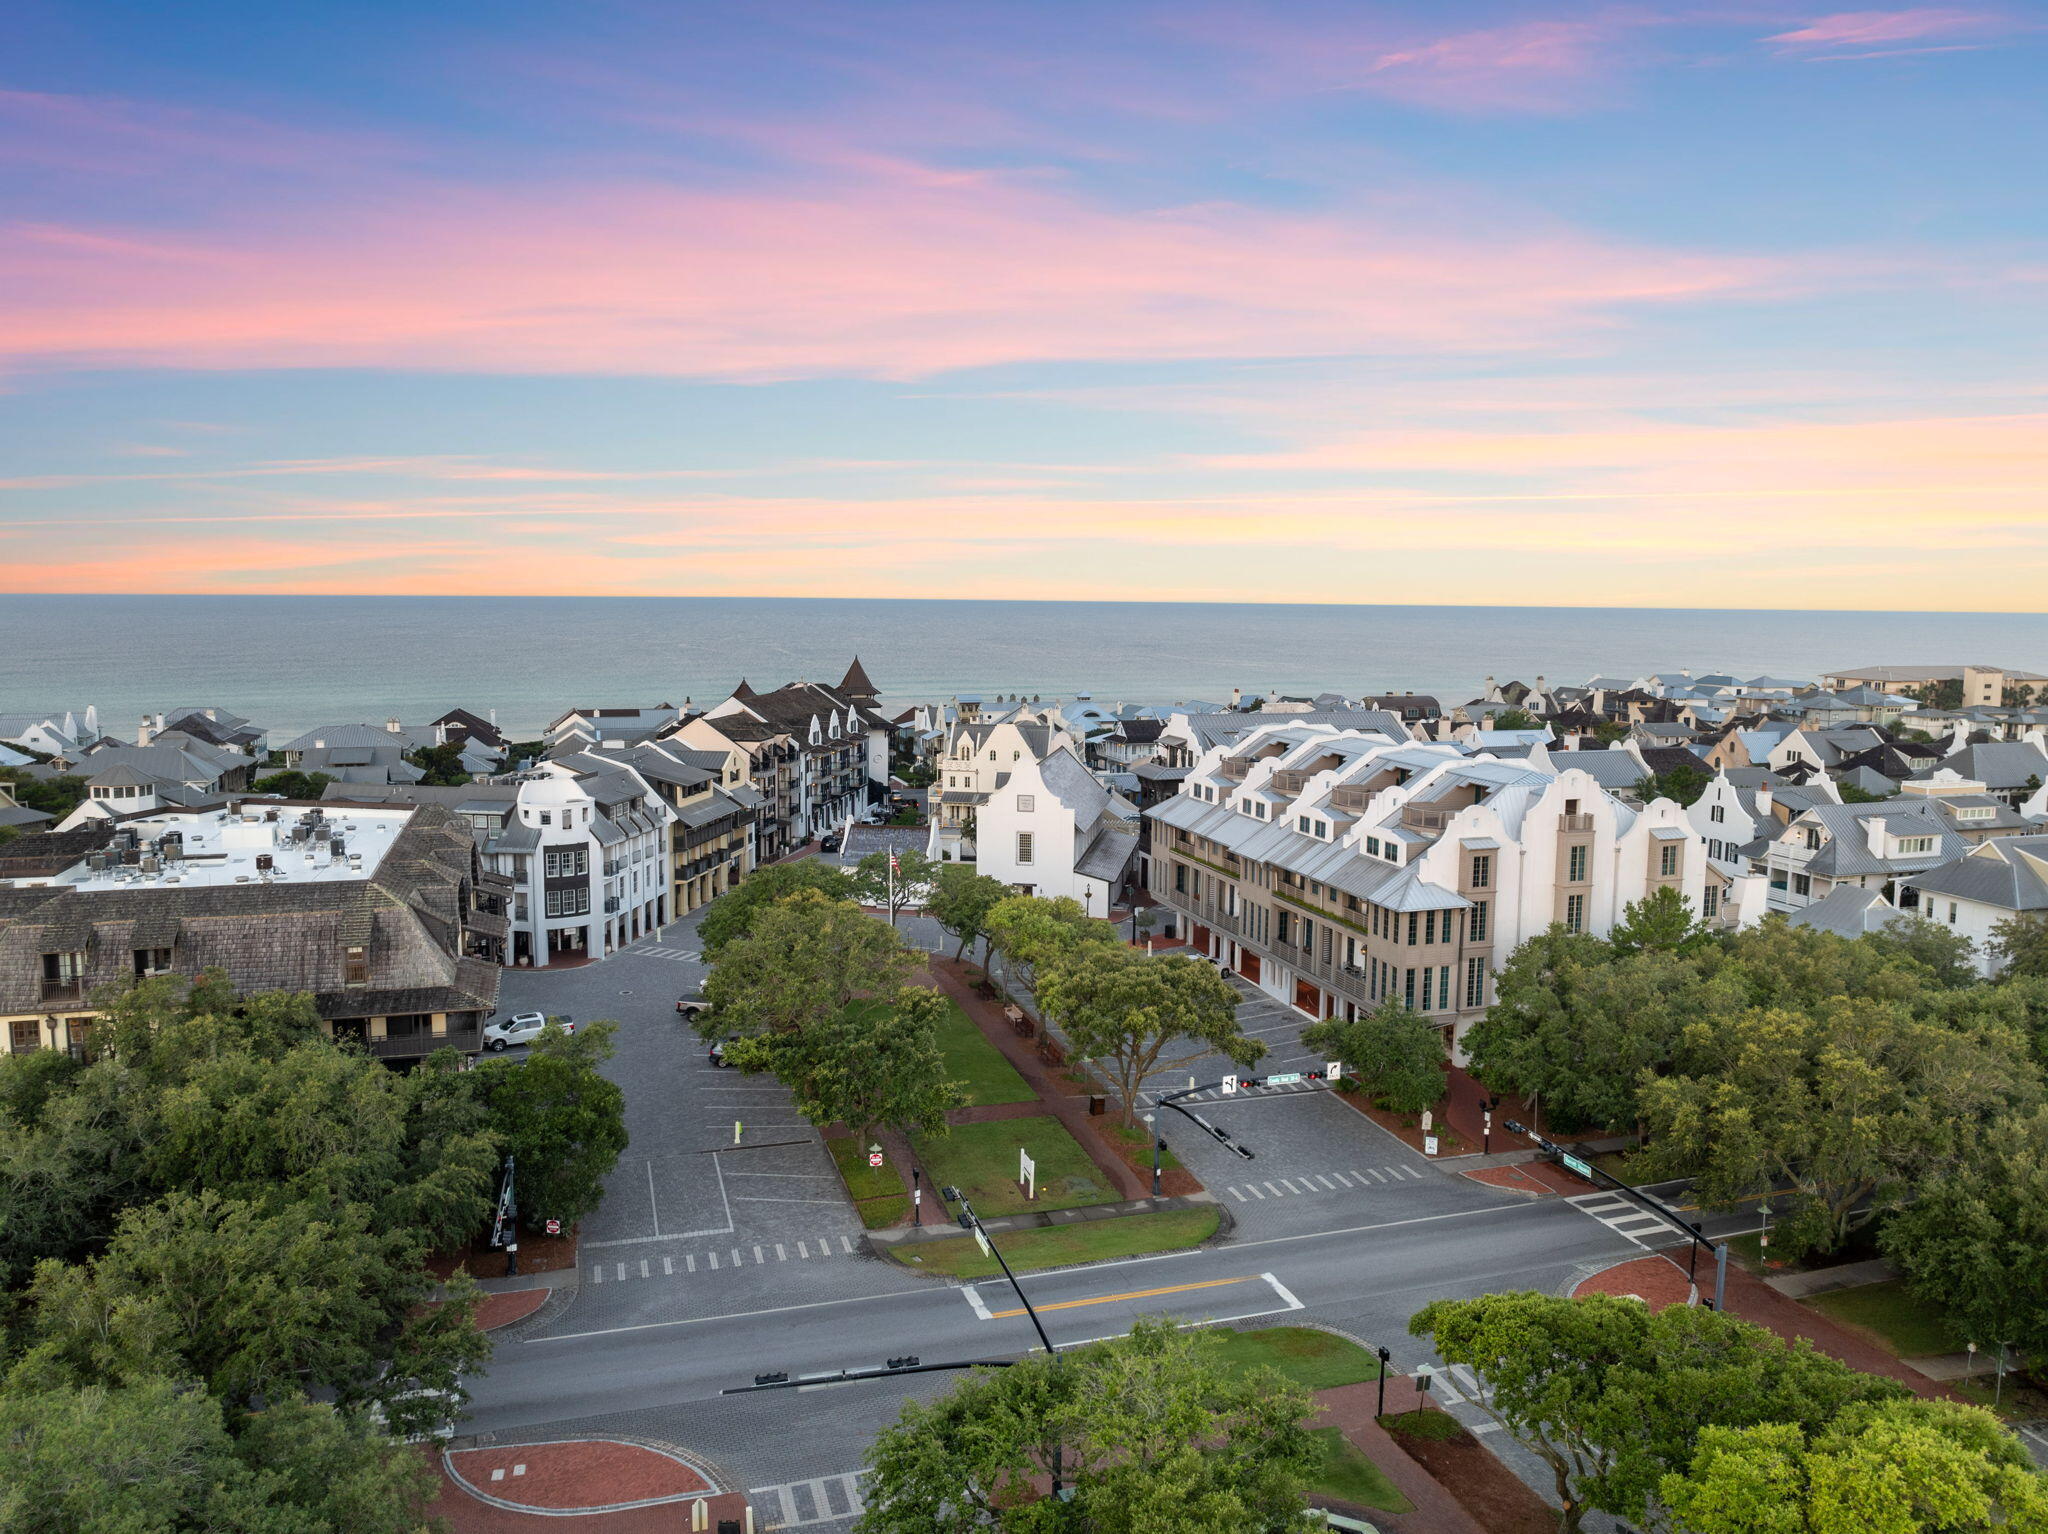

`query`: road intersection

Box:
[459,902,1741,1531]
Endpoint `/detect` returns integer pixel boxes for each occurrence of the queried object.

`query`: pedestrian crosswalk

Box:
[589,1233,860,1284]
[1221,1165,1426,1202]
[1418,1361,1486,1405]
[1567,1190,1682,1247]
[629,943,701,963]
[750,1471,867,1527]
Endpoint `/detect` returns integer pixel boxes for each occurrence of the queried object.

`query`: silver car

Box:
[482,1011,574,1051]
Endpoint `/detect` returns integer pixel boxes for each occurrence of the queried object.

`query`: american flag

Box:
[889,848,900,874]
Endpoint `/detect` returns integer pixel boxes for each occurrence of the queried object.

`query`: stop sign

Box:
[868,1152,884,1167]
[544,1218,561,1236]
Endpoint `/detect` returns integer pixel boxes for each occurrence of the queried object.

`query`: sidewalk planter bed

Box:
[1100,1122,1201,1196]
[827,1136,909,1228]
[1380,1410,1553,1534]
[929,999,1035,1106]
[912,1116,1115,1216]
[885,1207,1219,1277]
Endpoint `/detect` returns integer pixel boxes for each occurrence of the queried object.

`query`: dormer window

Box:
[343,944,369,985]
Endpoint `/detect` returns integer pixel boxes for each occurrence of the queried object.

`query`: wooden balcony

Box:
[1272,769,1311,793]
[1219,757,1251,781]
[1329,784,1378,812]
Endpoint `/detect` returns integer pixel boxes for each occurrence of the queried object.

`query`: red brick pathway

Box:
[473,1288,548,1331]
[1573,1256,1959,1401]
[1310,1381,1488,1534]
[431,1441,751,1532]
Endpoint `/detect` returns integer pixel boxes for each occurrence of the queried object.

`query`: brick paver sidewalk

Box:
[1574,1255,1959,1401]
[1311,1381,1488,1534]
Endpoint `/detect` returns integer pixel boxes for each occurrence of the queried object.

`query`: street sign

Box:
[1266,1072,1302,1086]
[1326,1061,1343,1080]
[1221,1075,1238,1095]
[544,1218,561,1236]
[1561,1153,1594,1180]
[1423,1135,1439,1156]
[1019,1149,1037,1200]
[868,1152,884,1168]
[973,1225,991,1256]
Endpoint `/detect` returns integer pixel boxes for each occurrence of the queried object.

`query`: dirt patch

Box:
[428,1221,579,1281]
[1380,1412,1555,1534]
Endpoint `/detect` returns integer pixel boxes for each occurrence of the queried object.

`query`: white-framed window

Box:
[1016,831,1034,865]
[1565,893,1586,932]
[1897,836,1934,855]
[1710,804,1725,823]
[1016,794,1034,813]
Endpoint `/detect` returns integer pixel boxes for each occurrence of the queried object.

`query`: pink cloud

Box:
[1358,18,1639,112]
[0,162,1770,379]
[1765,8,2010,53]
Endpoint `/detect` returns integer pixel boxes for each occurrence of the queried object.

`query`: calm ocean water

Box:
[3,595,2045,740]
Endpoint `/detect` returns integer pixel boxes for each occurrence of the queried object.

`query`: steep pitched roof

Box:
[839,656,878,699]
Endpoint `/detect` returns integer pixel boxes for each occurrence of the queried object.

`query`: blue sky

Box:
[2,1,2044,605]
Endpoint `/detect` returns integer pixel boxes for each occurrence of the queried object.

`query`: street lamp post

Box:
[1375,1346,1392,1419]
[1142,1112,1161,1196]
[1482,1095,1501,1155]
[912,1166,923,1226]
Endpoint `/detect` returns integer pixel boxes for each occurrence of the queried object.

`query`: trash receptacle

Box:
[1089,1095,1108,1116]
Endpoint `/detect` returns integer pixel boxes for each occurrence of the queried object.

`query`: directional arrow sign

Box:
[1220,1075,1238,1095]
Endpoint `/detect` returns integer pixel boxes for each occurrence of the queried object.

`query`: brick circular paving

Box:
[1573,1253,1707,1309]
[447,1440,713,1510]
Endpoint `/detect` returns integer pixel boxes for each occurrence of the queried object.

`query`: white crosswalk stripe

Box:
[628,944,702,962]
[1567,1191,1684,1247]
[749,1470,869,1527]
[586,1230,866,1284]
[1222,1165,1428,1202]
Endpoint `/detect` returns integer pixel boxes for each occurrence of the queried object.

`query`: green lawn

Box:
[929,1000,1035,1107]
[1806,1279,1963,1359]
[1104,1121,1183,1172]
[913,1115,1116,1216]
[1302,1427,1414,1515]
[886,1208,1219,1278]
[827,1136,909,1229]
[1210,1327,1381,1391]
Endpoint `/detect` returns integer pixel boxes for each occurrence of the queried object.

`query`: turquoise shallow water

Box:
[2,594,2043,738]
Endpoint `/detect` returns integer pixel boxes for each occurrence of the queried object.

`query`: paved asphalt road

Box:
[460,898,1751,1531]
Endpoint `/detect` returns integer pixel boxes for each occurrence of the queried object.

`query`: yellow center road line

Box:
[986,1274,1258,1319]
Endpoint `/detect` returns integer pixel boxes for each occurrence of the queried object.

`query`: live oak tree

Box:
[1608,887,1712,957]
[0,1377,440,1533]
[1993,912,2048,981]
[925,864,1012,963]
[702,889,917,1039]
[697,859,854,955]
[1301,1001,1444,1115]
[470,1018,629,1225]
[851,845,939,924]
[729,987,966,1145]
[1410,1292,1902,1534]
[1662,1400,2048,1534]
[1462,927,1739,1134]
[1882,1105,2048,1363]
[856,1318,1320,1534]
[1035,946,1261,1127]
[1635,997,2039,1257]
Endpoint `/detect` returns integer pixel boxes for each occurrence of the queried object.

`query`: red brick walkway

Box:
[473,1288,548,1331]
[1573,1256,1959,1401]
[431,1441,751,1532]
[1310,1380,1487,1534]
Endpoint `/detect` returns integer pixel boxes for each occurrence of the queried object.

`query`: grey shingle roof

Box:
[1787,886,1895,939]
[1904,835,2048,912]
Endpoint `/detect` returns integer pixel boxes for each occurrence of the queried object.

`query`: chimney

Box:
[386,717,402,734]
[136,714,154,748]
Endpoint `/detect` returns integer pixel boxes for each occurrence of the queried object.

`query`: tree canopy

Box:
[1302,1001,1444,1115]
[926,864,1012,962]
[1411,1291,1904,1533]
[1036,945,1260,1126]
[251,768,338,800]
[729,988,966,1144]
[850,845,940,923]
[703,888,917,1038]
[856,1318,1320,1533]
[698,858,854,954]
[470,1018,628,1224]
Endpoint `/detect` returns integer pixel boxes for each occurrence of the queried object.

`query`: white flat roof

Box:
[55,804,410,892]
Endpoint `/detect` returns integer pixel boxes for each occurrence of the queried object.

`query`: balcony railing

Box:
[1329,784,1378,812]
[1272,769,1311,793]
[40,979,85,1005]
[1560,813,1596,833]
[359,1023,483,1059]
[1401,806,1452,832]
[1219,757,1250,780]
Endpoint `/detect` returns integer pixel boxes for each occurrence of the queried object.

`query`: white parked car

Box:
[482,1011,574,1051]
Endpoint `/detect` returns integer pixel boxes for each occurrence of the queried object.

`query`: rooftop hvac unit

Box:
[163,841,182,861]
[330,836,347,858]
[140,855,160,874]
[264,808,279,822]
[86,853,107,871]
[256,853,273,872]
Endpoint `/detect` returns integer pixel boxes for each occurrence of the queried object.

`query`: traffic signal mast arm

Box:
[724,1358,1016,1394]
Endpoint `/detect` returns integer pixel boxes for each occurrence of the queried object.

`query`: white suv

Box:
[481,1012,574,1051]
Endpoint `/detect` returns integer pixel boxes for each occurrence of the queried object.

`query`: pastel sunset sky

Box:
[3,1,2045,607]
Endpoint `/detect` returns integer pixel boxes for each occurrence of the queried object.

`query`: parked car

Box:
[820,833,841,853]
[676,994,712,1022]
[482,1012,574,1051]
[708,1036,740,1068]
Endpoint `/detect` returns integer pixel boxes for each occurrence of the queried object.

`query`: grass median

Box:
[1805,1278,1962,1358]
[886,1207,1219,1277]
[827,1136,909,1229]
[929,999,1035,1107]
[912,1115,1116,1216]
[1209,1326,1380,1390]
[1302,1427,1414,1514]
